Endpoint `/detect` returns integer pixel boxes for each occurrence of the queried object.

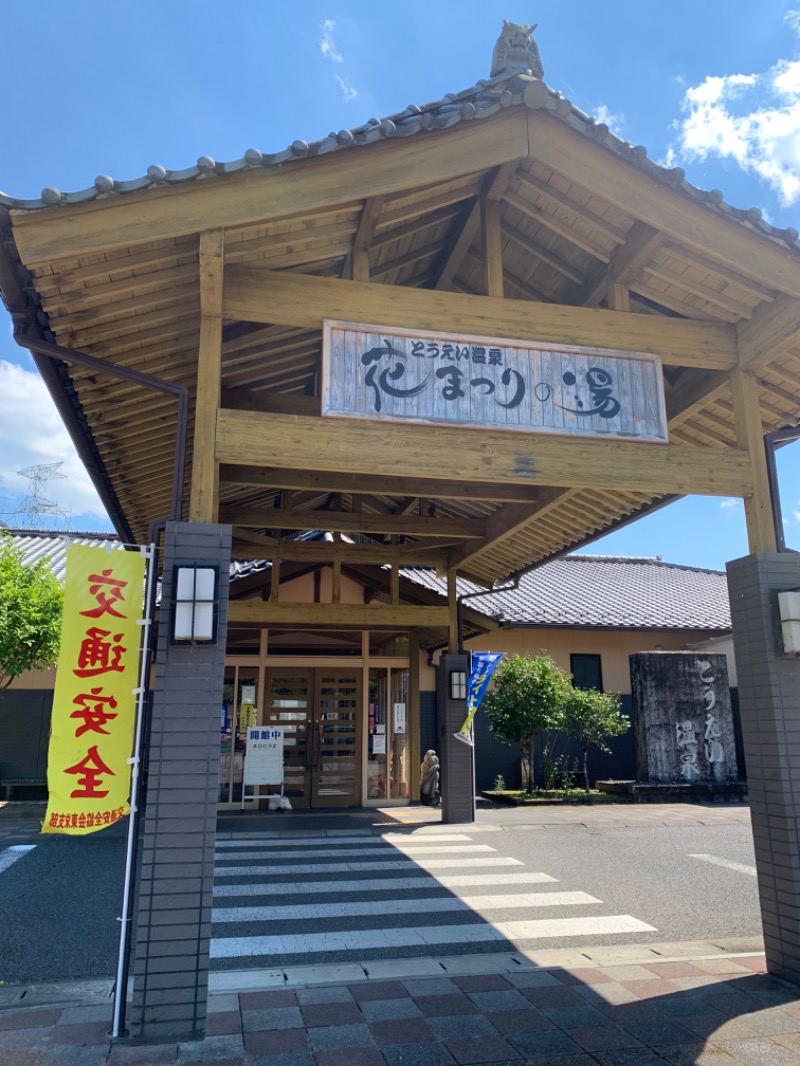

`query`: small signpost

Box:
[241,727,285,809]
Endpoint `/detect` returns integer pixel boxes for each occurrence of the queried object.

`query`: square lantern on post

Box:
[777,589,800,655]
[172,565,219,644]
[450,669,467,701]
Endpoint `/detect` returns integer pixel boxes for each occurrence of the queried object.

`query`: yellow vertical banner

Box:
[43,543,146,835]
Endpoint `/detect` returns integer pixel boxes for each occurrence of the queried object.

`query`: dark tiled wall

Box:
[129,523,231,1042]
[727,552,800,983]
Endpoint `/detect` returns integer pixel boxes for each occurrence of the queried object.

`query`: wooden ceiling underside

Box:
[16,134,800,585]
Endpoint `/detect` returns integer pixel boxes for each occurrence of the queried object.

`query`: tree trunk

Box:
[582,740,590,793]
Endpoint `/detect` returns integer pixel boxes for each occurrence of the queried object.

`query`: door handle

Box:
[304,720,313,772]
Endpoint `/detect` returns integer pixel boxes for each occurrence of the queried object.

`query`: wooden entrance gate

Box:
[263,668,362,808]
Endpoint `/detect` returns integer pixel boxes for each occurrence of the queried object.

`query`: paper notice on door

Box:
[241,684,256,705]
[372,734,386,754]
[394,703,406,733]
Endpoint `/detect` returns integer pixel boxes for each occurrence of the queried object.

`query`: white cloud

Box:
[793,501,800,522]
[0,360,108,526]
[335,75,358,102]
[719,498,742,510]
[668,38,800,206]
[594,104,624,134]
[320,19,343,63]
[318,19,358,102]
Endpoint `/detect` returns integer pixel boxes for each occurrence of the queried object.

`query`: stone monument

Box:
[598,651,745,800]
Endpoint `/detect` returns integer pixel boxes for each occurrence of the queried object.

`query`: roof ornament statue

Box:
[490,20,544,79]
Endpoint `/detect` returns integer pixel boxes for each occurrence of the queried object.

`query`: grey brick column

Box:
[129,522,231,1042]
[727,552,800,984]
[436,653,475,824]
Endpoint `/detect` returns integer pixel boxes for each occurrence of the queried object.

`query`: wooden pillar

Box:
[607,280,631,313]
[189,230,224,523]
[409,629,421,803]
[730,368,778,553]
[447,568,459,653]
[480,186,504,298]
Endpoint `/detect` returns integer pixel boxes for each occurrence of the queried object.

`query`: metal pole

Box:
[112,543,157,1039]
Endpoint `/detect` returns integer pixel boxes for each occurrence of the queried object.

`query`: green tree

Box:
[482,653,572,792]
[566,687,629,792]
[0,534,63,692]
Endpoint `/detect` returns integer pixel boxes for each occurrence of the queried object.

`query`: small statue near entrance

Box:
[420,749,441,807]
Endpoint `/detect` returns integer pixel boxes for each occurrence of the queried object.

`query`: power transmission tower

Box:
[13,462,71,529]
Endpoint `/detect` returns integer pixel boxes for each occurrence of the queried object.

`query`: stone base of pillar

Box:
[436,653,475,825]
[727,552,800,985]
[128,522,231,1042]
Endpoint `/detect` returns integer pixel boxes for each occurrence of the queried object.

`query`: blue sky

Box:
[1,1,798,567]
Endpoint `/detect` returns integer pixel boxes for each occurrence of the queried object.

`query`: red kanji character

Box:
[80,570,129,620]
[70,815,78,828]
[48,813,59,828]
[78,814,86,828]
[64,745,115,798]
[86,813,95,827]
[58,814,68,828]
[73,628,127,678]
[70,687,118,737]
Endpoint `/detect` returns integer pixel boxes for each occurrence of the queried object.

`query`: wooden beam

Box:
[230,537,448,566]
[737,293,800,368]
[665,370,729,424]
[481,185,504,298]
[223,267,737,369]
[216,408,753,498]
[13,110,529,264]
[189,230,224,523]
[219,464,547,503]
[729,369,778,552]
[527,109,800,298]
[435,199,480,291]
[228,601,451,627]
[221,504,488,538]
[448,492,564,570]
[351,195,385,282]
[583,221,663,307]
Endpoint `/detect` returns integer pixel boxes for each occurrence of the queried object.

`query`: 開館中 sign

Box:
[322,322,668,443]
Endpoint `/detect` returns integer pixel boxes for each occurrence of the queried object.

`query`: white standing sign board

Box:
[243,727,285,786]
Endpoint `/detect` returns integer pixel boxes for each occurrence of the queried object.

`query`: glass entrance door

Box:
[218,665,259,805]
[264,668,362,808]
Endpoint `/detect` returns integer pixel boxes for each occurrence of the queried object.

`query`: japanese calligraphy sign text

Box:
[43,543,146,835]
[322,322,668,443]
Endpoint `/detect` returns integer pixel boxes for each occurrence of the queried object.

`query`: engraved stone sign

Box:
[630,652,738,783]
[322,322,668,443]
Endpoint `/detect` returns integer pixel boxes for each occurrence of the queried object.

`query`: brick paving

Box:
[0,952,798,1064]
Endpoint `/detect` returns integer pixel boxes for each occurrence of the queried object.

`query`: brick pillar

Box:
[727,552,800,983]
[129,522,231,1042]
[436,652,475,824]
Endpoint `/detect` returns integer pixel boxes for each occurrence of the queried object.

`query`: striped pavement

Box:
[210,831,656,970]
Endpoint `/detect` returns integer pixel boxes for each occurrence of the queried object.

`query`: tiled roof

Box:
[8,530,731,631]
[9,529,123,582]
[2,71,797,253]
[402,554,731,631]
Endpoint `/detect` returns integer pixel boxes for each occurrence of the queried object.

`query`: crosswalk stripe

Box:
[212,891,600,923]
[210,914,655,959]
[215,834,472,848]
[0,845,35,875]
[213,871,558,897]
[214,857,524,877]
[689,853,757,877]
[215,844,496,862]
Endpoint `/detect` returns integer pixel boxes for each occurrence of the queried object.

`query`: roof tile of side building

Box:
[402,554,732,631]
[1,71,797,253]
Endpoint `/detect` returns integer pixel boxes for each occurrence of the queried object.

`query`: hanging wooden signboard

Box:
[322,321,668,443]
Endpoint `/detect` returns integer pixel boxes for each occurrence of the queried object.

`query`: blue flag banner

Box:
[454,652,504,746]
